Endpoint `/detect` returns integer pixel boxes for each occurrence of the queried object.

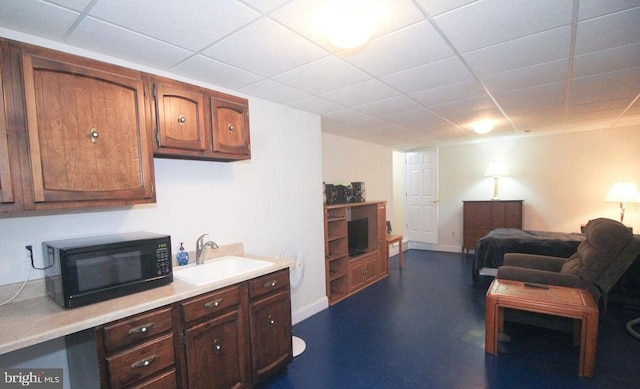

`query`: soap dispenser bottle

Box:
[177,242,189,266]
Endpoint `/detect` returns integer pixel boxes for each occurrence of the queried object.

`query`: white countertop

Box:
[0,249,292,355]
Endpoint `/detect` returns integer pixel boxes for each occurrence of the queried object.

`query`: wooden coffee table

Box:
[485,279,599,377]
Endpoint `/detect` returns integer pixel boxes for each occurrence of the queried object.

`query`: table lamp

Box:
[484,161,508,200]
[605,181,640,223]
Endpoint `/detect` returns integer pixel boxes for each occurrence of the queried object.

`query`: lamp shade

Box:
[605,182,640,203]
[484,161,509,177]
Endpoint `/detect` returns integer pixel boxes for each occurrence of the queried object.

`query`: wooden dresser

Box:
[462,200,523,252]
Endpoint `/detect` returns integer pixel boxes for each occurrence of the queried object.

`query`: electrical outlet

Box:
[21,241,37,268]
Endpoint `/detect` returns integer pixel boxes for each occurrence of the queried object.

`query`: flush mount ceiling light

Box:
[318,0,383,50]
[472,120,495,134]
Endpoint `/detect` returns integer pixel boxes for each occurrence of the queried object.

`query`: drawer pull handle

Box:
[213,339,222,354]
[264,280,277,288]
[128,322,155,335]
[131,355,157,369]
[268,315,275,326]
[205,299,223,309]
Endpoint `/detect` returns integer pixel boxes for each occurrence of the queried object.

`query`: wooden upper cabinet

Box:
[18,44,155,208]
[151,76,250,162]
[152,77,207,153]
[211,93,250,159]
[0,41,20,211]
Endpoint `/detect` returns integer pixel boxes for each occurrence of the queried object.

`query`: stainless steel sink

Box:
[173,255,273,286]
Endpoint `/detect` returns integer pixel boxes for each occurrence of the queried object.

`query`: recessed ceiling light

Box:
[472,120,495,134]
[318,1,383,50]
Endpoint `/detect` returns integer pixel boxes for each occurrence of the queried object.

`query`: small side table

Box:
[485,279,599,377]
[386,235,403,268]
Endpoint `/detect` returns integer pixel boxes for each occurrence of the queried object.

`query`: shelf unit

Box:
[324,201,387,305]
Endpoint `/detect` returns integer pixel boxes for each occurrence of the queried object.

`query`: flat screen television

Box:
[348,218,369,257]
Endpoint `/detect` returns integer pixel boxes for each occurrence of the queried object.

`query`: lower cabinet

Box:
[82,269,292,388]
[349,252,378,292]
[248,271,293,385]
[180,284,249,389]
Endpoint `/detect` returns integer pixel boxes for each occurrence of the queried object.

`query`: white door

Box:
[405,148,438,244]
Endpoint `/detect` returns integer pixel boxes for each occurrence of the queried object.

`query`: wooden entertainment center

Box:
[324,201,387,305]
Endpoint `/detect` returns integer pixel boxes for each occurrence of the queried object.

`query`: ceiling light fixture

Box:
[319,0,382,50]
[472,120,495,134]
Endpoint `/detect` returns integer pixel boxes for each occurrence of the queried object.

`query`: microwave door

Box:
[72,252,143,294]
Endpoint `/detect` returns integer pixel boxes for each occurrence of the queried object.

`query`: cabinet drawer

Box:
[107,333,175,389]
[181,284,241,323]
[102,307,173,352]
[130,368,177,389]
[249,269,290,300]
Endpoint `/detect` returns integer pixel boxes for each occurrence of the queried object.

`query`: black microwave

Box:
[44,232,172,308]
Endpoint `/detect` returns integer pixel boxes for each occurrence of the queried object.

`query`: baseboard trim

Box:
[292,296,328,325]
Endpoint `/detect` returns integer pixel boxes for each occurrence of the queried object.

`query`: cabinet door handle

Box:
[267,315,275,326]
[204,299,223,309]
[264,280,277,288]
[227,123,235,132]
[177,114,186,125]
[213,339,222,354]
[131,355,157,369]
[89,128,99,144]
[128,322,155,335]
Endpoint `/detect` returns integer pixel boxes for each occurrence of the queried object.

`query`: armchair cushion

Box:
[560,218,635,285]
[503,253,566,272]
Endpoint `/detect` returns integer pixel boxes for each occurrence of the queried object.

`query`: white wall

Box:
[0,33,327,380]
[321,132,394,217]
[434,126,640,252]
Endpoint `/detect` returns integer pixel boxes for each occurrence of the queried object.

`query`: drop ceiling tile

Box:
[0,1,80,40]
[46,0,93,11]
[433,0,573,53]
[239,79,310,104]
[323,109,372,125]
[573,44,640,78]
[172,55,262,90]
[272,55,369,94]
[578,0,640,21]
[201,18,327,77]
[67,17,194,69]
[481,59,568,93]
[288,96,345,115]
[339,21,454,77]
[90,0,260,51]
[239,0,290,13]
[381,107,453,131]
[575,7,640,55]
[428,97,498,119]
[320,79,401,107]
[493,82,566,114]
[462,26,571,77]
[410,79,487,107]
[381,56,473,94]
[354,96,422,117]
[414,0,479,17]
[571,68,640,96]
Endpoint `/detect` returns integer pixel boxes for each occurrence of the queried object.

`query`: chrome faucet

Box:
[196,234,219,265]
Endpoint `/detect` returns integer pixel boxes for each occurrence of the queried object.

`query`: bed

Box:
[471,228,585,283]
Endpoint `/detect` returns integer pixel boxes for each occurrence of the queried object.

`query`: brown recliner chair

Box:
[497,218,640,314]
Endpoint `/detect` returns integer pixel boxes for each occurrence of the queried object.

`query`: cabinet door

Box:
[0,42,18,211]
[152,80,207,152]
[377,203,388,276]
[20,49,154,206]
[249,290,292,384]
[211,94,250,159]
[184,309,249,389]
